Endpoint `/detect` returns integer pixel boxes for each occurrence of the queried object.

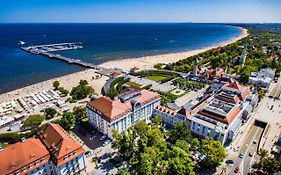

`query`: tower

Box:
[193,57,199,76]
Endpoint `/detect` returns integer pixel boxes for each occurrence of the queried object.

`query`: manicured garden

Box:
[173,78,205,90]
[136,70,179,83]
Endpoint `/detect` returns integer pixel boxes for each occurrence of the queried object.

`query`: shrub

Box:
[23,115,45,128]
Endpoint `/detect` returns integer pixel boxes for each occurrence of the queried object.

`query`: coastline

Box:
[0,26,248,100]
[100,26,248,70]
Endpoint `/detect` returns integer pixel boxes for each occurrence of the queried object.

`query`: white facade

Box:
[87,99,160,139]
[249,68,274,88]
[55,153,86,175]
[23,161,55,175]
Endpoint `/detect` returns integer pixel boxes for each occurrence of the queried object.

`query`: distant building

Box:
[191,57,224,80]
[155,79,255,146]
[87,88,160,139]
[0,138,52,175]
[249,68,275,88]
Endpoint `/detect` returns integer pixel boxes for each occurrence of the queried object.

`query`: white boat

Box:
[18,40,25,45]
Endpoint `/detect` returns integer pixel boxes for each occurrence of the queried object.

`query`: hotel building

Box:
[155,79,255,146]
[0,123,86,175]
[38,123,86,175]
[86,88,160,139]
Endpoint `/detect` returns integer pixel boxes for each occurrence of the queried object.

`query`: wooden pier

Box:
[21,42,99,69]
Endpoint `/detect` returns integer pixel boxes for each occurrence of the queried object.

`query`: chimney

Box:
[21,137,26,142]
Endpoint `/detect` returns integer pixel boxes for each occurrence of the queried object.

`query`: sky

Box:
[0,0,281,23]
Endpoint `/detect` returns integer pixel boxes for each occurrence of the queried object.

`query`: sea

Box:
[0,23,242,94]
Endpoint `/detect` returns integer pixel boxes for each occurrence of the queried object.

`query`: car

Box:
[226,160,234,165]
[100,135,107,141]
[90,130,96,135]
[253,140,257,144]
[103,139,111,147]
[249,152,253,157]
[234,167,240,173]
[84,150,92,157]
[239,152,244,158]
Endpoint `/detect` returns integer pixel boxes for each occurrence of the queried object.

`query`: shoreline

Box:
[0,26,248,100]
[100,26,248,70]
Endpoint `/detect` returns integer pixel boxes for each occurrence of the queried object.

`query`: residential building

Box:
[0,138,53,175]
[249,68,275,88]
[155,79,254,146]
[87,88,160,139]
[0,123,86,175]
[38,123,86,175]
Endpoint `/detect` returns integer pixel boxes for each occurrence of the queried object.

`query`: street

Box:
[229,125,263,175]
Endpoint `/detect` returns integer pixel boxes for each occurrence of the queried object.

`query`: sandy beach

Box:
[100,27,248,71]
[0,26,248,101]
[0,69,109,101]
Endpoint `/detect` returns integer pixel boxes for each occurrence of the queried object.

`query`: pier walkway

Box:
[21,42,99,69]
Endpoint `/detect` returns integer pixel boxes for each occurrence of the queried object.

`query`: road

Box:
[229,125,263,175]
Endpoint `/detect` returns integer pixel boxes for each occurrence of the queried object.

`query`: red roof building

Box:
[38,123,85,167]
[0,138,50,175]
[87,89,161,139]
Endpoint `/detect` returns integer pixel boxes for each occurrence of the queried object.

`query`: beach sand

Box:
[100,27,249,71]
[0,69,108,101]
[0,27,248,100]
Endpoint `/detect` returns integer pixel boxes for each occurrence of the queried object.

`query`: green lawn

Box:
[145,75,167,82]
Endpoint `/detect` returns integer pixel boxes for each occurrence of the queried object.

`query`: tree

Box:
[138,146,168,175]
[73,106,86,121]
[53,80,60,90]
[175,140,190,153]
[151,115,162,126]
[190,138,200,151]
[58,87,69,96]
[106,88,118,100]
[200,138,226,168]
[59,112,76,130]
[116,168,130,175]
[70,80,94,100]
[44,108,57,119]
[252,149,281,175]
[23,115,45,128]
[168,147,196,175]
[169,122,192,143]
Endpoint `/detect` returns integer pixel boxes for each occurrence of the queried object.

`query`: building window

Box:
[28,163,33,168]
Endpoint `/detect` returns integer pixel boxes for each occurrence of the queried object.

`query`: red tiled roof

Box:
[197,106,241,125]
[223,79,244,92]
[130,67,140,71]
[38,123,84,166]
[0,138,50,175]
[88,89,160,122]
[156,105,177,116]
[110,71,121,77]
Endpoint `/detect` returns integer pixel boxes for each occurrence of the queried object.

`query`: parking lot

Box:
[71,125,122,175]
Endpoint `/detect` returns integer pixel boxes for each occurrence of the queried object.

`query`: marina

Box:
[21,42,99,69]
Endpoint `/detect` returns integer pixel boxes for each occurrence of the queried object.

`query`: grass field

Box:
[145,75,167,82]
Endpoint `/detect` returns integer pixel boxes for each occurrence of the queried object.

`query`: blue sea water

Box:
[0,23,242,94]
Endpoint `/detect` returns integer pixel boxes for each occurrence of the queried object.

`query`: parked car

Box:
[234,167,240,173]
[253,140,257,144]
[84,150,92,157]
[249,152,253,157]
[100,135,107,141]
[103,139,111,147]
[239,152,244,158]
[226,159,234,165]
